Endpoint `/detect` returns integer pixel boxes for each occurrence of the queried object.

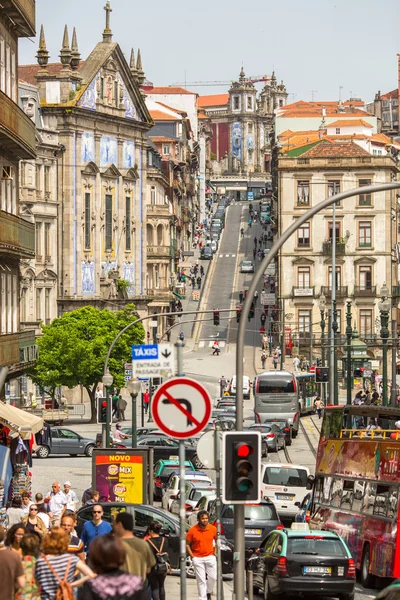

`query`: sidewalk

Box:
[164,574,233,599]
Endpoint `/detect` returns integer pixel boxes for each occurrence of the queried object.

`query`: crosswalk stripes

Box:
[218,254,236,259]
[198,340,226,348]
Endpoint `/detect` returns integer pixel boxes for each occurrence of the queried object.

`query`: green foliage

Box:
[116,279,131,292]
[26,304,144,420]
[68,90,76,101]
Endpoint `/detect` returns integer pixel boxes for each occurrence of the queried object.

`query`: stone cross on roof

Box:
[103,0,112,43]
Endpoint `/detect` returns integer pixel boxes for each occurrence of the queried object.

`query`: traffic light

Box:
[97,398,111,424]
[213,310,220,326]
[222,432,261,504]
[236,305,242,323]
[315,366,329,383]
[248,301,255,321]
[354,367,365,378]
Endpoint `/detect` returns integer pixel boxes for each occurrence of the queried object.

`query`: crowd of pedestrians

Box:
[1,480,174,600]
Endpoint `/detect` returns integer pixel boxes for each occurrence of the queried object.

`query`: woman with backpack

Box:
[146,521,169,600]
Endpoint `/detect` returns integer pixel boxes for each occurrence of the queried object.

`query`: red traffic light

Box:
[236,443,253,457]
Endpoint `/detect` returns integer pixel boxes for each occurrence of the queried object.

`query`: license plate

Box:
[244,529,262,535]
[276,494,294,500]
[304,566,332,575]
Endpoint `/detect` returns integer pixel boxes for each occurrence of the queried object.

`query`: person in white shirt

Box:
[21,492,33,516]
[45,481,67,526]
[35,493,50,529]
[113,423,128,442]
[63,481,78,511]
[293,356,300,372]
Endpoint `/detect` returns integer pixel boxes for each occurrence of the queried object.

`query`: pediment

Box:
[353,256,377,264]
[122,167,139,181]
[36,269,57,280]
[102,163,121,178]
[323,258,345,265]
[82,161,100,175]
[292,257,314,265]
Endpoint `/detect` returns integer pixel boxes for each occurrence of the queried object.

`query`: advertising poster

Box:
[92,450,147,504]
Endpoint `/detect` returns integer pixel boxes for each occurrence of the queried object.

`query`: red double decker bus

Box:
[311,405,400,588]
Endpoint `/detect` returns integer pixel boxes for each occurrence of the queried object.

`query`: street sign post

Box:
[261,291,275,306]
[131,343,175,378]
[151,377,212,439]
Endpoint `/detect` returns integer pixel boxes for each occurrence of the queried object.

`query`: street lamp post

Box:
[379,283,391,407]
[127,377,141,448]
[102,370,113,448]
[319,293,326,402]
[332,299,339,406]
[346,301,352,407]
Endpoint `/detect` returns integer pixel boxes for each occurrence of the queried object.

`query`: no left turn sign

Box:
[151,377,212,439]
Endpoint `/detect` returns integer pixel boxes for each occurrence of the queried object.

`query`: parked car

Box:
[248,423,286,453]
[210,501,282,557]
[170,482,216,516]
[240,260,255,273]
[229,376,251,399]
[153,459,194,501]
[262,418,293,446]
[247,524,355,600]
[187,494,217,527]
[200,247,213,260]
[216,399,236,409]
[162,471,212,511]
[116,435,202,468]
[260,463,311,519]
[35,427,96,459]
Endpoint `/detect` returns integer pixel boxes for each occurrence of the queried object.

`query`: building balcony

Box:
[321,286,348,299]
[146,204,170,217]
[0,211,35,258]
[0,90,36,159]
[0,329,36,375]
[292,286,315,298]
[354,285,377,297]
[1,0,35,37]
[322,240,346,256]
[147,246,171,259]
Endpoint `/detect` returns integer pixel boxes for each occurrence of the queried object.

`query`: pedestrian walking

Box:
[112,391,119,419]
[212,341,220,356]
[197,276,202,289]
[261,333,268,350]
[219,375,227,397]
[6,497,24,529]
[35,495,50,531]
[81,505,112,554]
[45,483,67,527]
[60,514,85,560]
[186,510,217,600]
[200,266,205,277]
[146,521,169,600]
[63,481,78,512]
[239,290,244,304]
[0,525,25,600]
[79,534,146,600]
[248,219,252,228]
[143,389,150,414]
[191,276,195,288]
[114,512,155,580]
[260,313,266,326]
[254,236,257,246]
[117,394,128,421]
[16,532,40,600]
[6,524,27,557]
[254,290,258,304]
[272,353,279,370]
[22,505,47,541]
[253,247,257,260]
[240,227,244,237]
[261,350,267,370]
[314,396,325,419]
[35,527,94,600]
[293,356,300,372]
[21,492,33,516]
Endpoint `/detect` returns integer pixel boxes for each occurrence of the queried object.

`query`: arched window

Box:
[157,224,163,246]
[147,224,153,245]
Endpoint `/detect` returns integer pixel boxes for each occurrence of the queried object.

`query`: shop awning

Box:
[0,402,43,439]
[173,291,185,300]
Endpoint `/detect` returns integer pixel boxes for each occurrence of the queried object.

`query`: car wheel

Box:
[292,429,298,438]
[36,445,50,458]
[85,444,95,457]
[186,556,196,578]
[361,544,374,588]
[192,455,203,469]
[339,594,355,600]
[262,442,268,458]
[263,575,276,600]
[286,434,292,446]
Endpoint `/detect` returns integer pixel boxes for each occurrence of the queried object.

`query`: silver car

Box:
[240,260,255,273]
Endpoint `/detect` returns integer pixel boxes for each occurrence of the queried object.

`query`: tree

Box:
[27,304,144,422]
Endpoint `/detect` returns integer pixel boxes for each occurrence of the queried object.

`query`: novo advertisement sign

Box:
[92,450,148,504]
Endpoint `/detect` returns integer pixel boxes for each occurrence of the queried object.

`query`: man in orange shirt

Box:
[186,510,217,600]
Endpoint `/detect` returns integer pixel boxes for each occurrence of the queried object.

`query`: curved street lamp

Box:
[379,283,391,407]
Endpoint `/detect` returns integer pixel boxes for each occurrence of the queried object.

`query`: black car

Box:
[209,501,282,557]
[200,247,213,260]
[263,418,293,446]
[116,435,202,469]
[75,502,233,574]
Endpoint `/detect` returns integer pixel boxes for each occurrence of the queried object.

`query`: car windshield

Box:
[265,421,286,428]
[249,425,272,433]
[191,488,215,501]
[288,537,346,557]
[244,504,278,520]
[242,261,252,266]
[263,467,308,487]
[161,466,187,477]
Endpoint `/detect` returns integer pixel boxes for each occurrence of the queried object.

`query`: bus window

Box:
[387,488,398,519]
[362,482,377,515]
[321,409,342,439]
[314,477,323,503]
[330,479,343,508]
[373,485,390,517]
[352,480,366,512]
[340,480,355,510]
[323,477,332,504]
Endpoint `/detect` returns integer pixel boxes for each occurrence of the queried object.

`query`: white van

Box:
[260,463,311,518]
[229,376,251,399]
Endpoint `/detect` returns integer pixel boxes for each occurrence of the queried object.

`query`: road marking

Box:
[225,254,229,258]
[199,341,205,348]
[231,254,236,257]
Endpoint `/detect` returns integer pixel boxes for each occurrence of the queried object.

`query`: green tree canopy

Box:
[27,304,144,421]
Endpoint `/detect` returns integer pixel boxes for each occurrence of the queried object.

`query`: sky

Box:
[19,0,400,103]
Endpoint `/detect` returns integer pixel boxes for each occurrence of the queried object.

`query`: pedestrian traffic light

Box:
[248,301,255,321]
[97,398,111,424]
[222,432,261,504]
[213,310,220,326]
[315,367,329,383]
[236,305,242,323]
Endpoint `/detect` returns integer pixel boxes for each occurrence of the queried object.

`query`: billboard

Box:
[92,449,148,504]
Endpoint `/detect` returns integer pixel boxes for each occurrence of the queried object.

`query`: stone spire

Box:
[36,24,49,69]
[136,49,145,85]
[270,70,277,88]
[130,48,137,82]
[103,0,113,43]
[70,27,81,70]
[239,65,246,83]
[59,25,72,68]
